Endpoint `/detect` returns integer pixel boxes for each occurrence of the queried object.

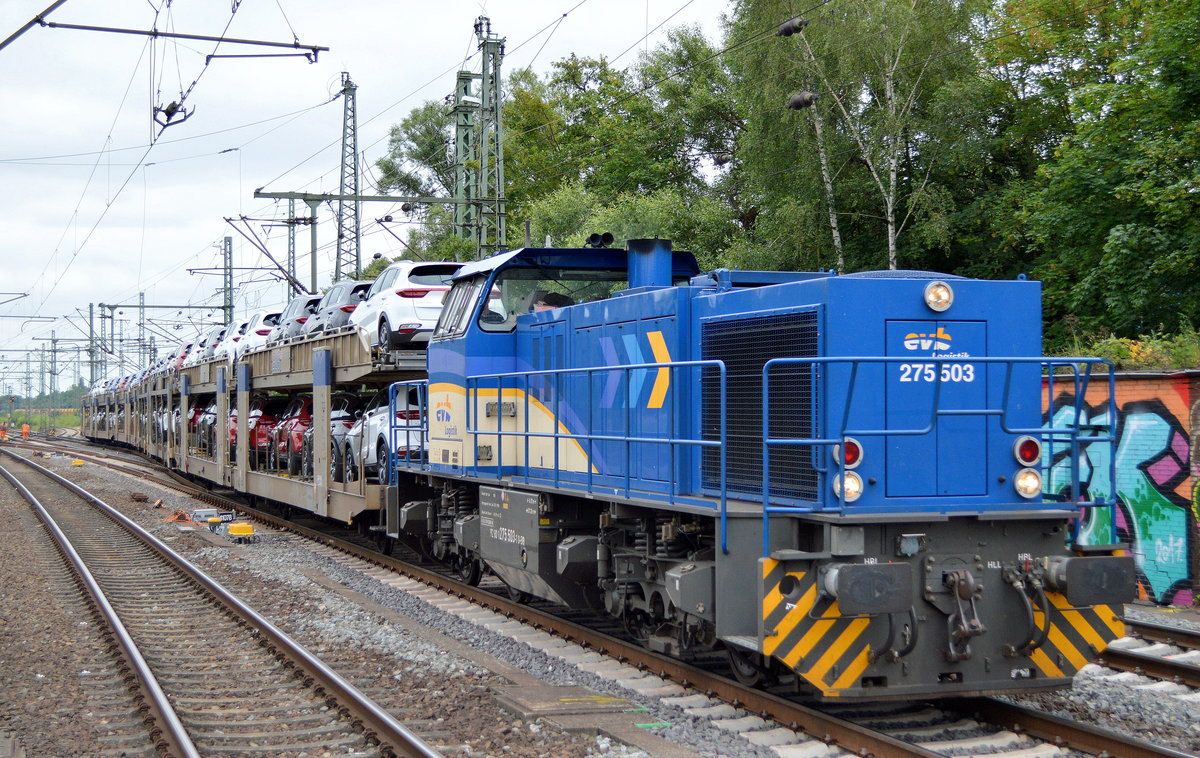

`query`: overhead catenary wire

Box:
[8,2,765,371]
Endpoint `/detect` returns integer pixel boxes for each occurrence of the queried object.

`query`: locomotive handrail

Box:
[760,355,1117,555]
[386,380,429,485]
[460,360,732,552]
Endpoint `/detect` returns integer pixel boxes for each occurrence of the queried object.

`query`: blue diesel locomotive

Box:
[382,238,1135,700]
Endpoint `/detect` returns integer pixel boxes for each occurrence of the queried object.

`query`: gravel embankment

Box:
[7,450,1199,757]
[8,454,783,758]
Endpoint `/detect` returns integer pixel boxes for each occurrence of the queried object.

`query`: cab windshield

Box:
[478,266,627,332]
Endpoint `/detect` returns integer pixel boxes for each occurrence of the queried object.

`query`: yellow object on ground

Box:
[228,523,254,537]
[71,460,85,466]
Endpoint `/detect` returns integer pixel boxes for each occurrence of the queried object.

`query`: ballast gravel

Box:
[3,450,1198,758]
[18,454,782,758]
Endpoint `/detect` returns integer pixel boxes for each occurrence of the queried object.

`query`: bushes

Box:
[1070,326,1200,370]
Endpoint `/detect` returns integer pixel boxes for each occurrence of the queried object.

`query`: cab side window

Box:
[433,276,486,339]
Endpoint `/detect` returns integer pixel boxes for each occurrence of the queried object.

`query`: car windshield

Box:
[408,264,462,286]
[318,284,347,308]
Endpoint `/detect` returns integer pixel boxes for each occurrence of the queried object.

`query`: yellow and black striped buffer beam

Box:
[1027,591,1126,679]
[759,558,872,697]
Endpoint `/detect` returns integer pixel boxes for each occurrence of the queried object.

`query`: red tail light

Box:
[296,316,308,324]
[256,328,271,335]
[1015,436,1042,466]
[397,289,431,298]
[339,304,358,313]
[232,337,241,342]
[395,410,421,420]
[835,437,863,469]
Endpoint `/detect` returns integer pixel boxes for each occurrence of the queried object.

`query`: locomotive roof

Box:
[453,246,701,280]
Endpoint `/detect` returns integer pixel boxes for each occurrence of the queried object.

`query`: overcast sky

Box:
[0,0,730,391]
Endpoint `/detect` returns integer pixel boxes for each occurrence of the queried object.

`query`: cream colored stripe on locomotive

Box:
[429,382,598,474]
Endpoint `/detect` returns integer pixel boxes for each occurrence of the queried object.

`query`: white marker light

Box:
[924,281,954,312]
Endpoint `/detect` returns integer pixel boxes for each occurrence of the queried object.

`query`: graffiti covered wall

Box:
[1047,372,1199,606]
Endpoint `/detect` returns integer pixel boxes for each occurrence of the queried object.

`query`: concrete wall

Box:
[1047,372,1199,606]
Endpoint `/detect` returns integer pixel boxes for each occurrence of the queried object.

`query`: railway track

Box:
[23,438,1200,758]
[0,446,440,758]
[1096,618,1200,688]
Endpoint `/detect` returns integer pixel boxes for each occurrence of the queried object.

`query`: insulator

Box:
[776,17,809,36]
[787,91,818,109]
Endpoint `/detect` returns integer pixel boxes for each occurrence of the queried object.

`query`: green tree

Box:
[504,54,700,234]
[1016,0,1200,343]
[524,184,740,269]
[731,0,983,271]
[375,101,454,197]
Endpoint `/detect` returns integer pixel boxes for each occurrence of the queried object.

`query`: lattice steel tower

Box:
[336,72,361,280]
[453,17,506,258]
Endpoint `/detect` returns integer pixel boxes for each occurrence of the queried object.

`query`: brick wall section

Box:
[1046,371,1199,606]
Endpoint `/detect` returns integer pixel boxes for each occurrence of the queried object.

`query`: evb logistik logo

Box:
[903,327,952,351]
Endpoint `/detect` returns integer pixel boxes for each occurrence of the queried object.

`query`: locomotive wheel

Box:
[622,610,652,644]
[455,557,482,586]
[726,645,775,688]
[507,584,532,604]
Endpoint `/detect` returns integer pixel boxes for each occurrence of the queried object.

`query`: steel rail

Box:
[1098,647,1200,689]
[47,438,1199,758]
[950,697,1197,758]
[0,447,442,758]
[0,455,201,758]
[1127,618,1200,650]
[140,473,942,758]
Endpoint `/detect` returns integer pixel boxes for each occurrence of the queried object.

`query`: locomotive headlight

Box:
[833,471,863,502]
[924,280,954,312]
[1014,467,1042,498]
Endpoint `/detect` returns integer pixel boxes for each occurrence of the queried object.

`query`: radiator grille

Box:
[702,311,819,500]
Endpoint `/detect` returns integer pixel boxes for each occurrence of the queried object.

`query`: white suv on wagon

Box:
[349,260,463,349]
